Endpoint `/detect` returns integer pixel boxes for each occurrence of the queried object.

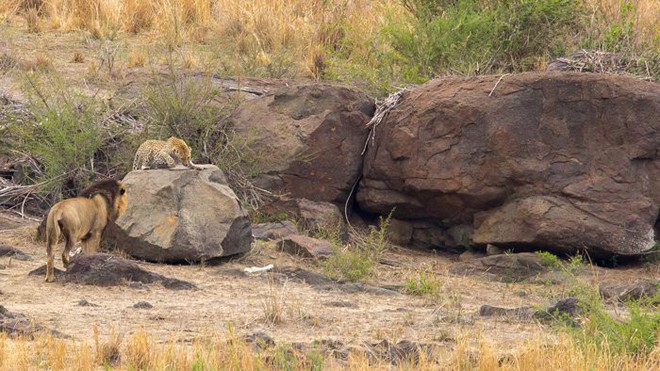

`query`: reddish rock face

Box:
[232,83,374,204]
[357,73,659,256]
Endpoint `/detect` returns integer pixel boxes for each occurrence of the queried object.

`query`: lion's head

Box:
[79,179,127,221]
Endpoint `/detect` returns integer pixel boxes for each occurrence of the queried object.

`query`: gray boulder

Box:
[103,165,252,262]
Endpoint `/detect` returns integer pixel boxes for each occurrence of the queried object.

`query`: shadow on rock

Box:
[28,253,196,290]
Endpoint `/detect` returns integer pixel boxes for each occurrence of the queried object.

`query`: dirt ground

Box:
[1,210,657,355]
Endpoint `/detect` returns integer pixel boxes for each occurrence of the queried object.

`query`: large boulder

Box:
[357,73,659,256]
[231,83,374,204]
[103,165,252,262]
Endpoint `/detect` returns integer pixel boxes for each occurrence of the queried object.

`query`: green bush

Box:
[387,0,581,76]
[323,213,392,282]
[563,285,660,357]
[535,251,562,270]
[404,271,440,296]
[7,75,107,198]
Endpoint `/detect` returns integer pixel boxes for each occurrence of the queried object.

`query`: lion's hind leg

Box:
[46,240,56,282]
[45,213,62,282]
[61,234,76,268]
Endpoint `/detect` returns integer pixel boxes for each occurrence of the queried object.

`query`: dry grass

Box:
[126,49,146,67]
[0,0,394,78]
[261,275,288,326]
[584,0,660,48]
[0,329,657,370]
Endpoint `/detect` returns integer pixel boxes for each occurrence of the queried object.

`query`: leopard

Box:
[132,137,200,170]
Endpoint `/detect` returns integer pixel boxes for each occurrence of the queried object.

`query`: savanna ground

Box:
[0,0,659,369]
[1,210,659,370]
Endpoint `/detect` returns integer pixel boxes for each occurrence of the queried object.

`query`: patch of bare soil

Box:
[1,211,657,356]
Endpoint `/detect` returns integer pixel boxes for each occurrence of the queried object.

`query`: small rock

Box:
[244,332,275,352]
[1,305,68,338]
[133,301,153,309]
[279,234,334,259]
[78,299,99,307]
[366,339,435,365]
[0,244,32,261]
[251,221,298,240]
[479,305,533,319]
[534,297,583,323]
[458,250,487,262]
[128,282,145,289]
[260,198,345,233]
[599,280,658,303]
[324,300,358,308]
[340,283,402,296]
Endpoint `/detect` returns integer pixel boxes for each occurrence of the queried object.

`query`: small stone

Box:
[78,299,99,307]
[133,301,153,309]
[486,244,504,255]
[279,234,334,259]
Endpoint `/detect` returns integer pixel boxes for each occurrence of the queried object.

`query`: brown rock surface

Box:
[279,234,334,259]
[357,73,659,256]
[232,83,374,204]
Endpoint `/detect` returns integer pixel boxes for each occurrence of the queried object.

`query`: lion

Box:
[44,179,127,282]
[132,137,200,170]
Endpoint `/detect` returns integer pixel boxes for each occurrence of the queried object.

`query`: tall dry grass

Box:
[2,0,395,76]
[584,0,660,48]
[0,330,657,370]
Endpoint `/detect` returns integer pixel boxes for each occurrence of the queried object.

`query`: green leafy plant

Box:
[404,270,440,296]
[561,284,660,357]
[535,251,562,270]
[12,74,108,198]
[323,212,392,282]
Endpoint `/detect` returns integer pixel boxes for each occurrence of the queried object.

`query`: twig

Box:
[344,87,409,225]
[488,74,510,97]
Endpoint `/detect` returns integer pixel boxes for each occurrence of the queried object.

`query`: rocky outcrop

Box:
[103,165,252,262]
[232,83,374,204]
[357,73,659,256]
[28,253,195,289]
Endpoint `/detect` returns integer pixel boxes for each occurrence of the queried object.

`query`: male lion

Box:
[44,179,127,282]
